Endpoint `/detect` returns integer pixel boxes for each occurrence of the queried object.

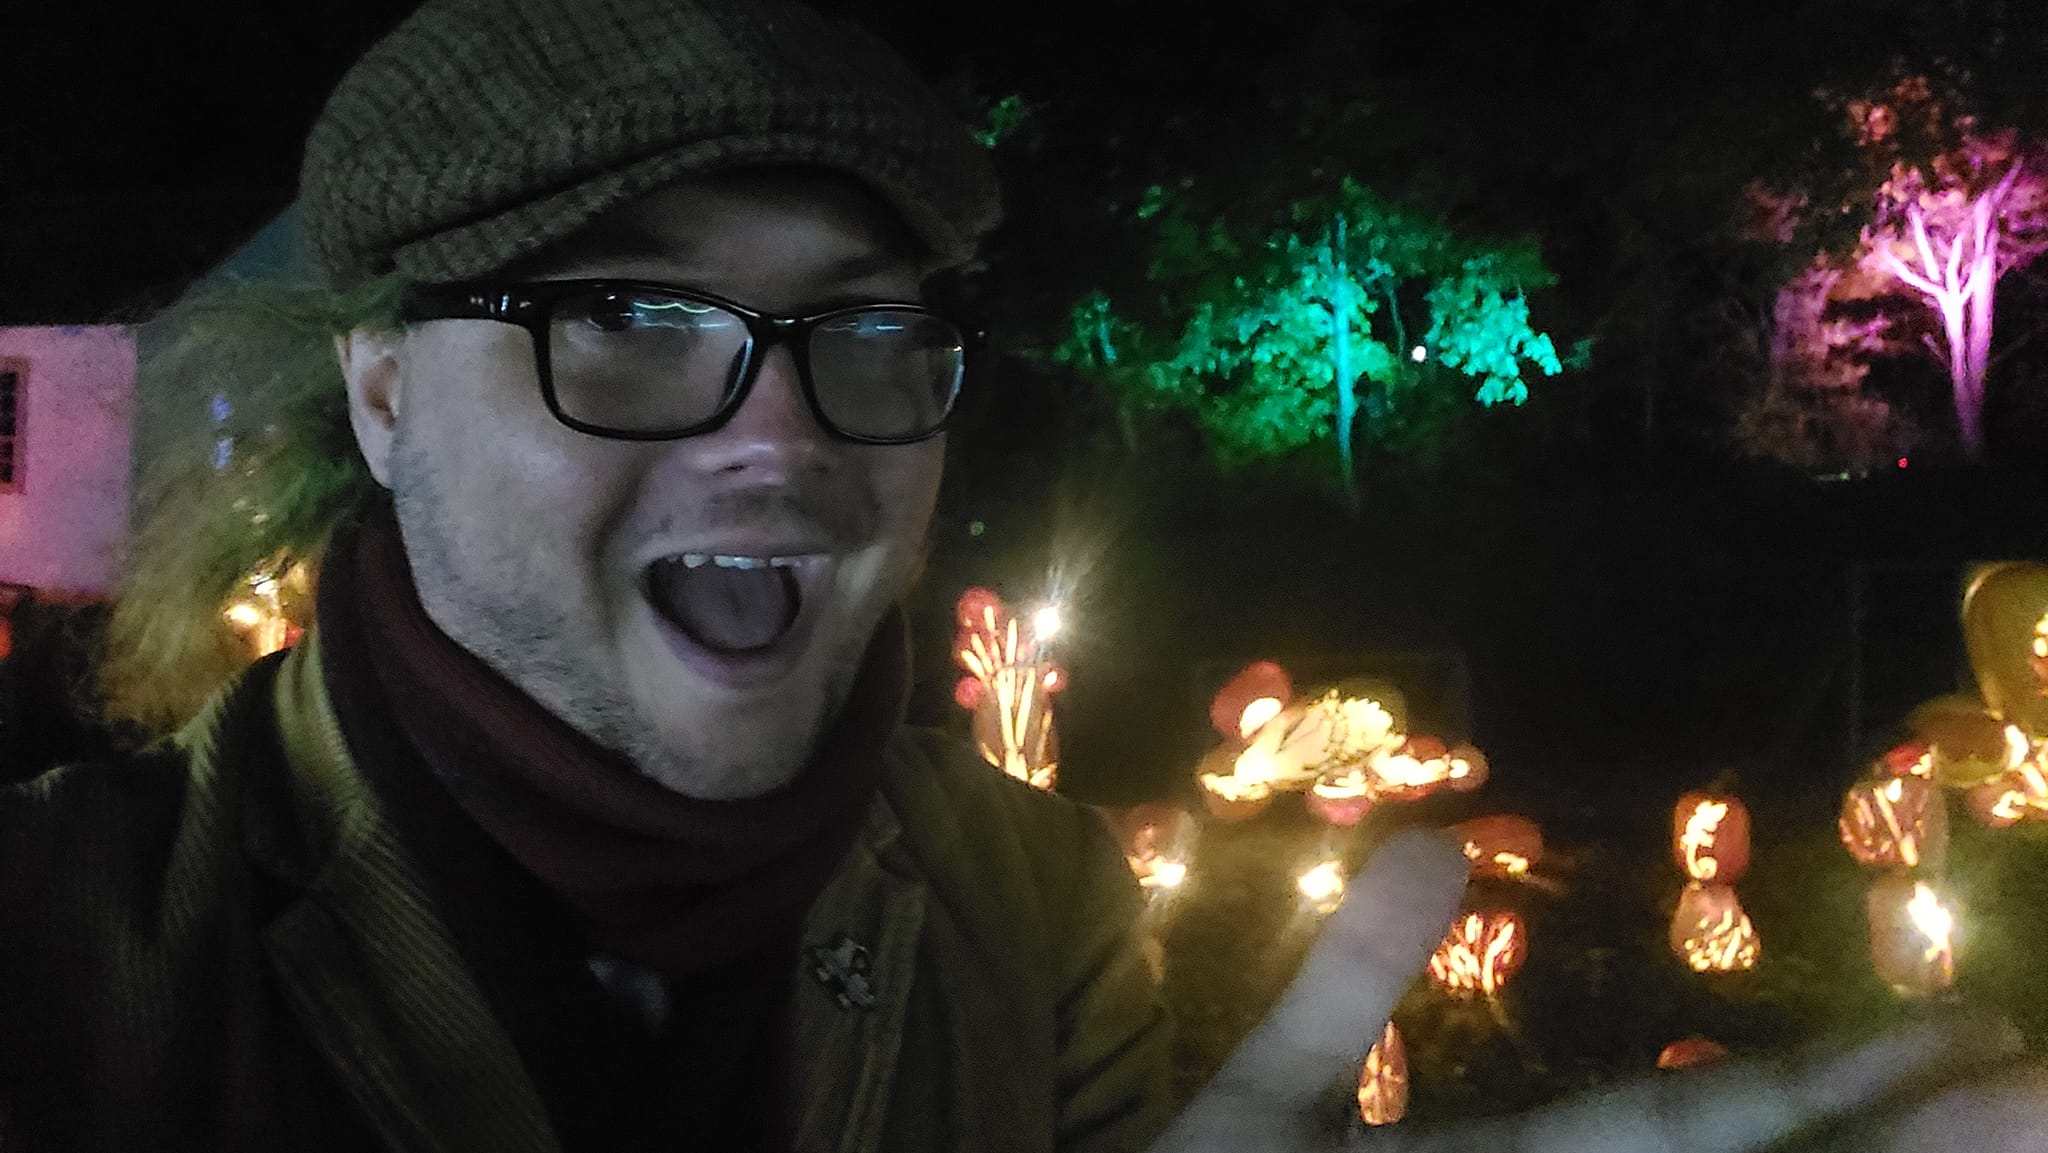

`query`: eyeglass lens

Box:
[546,286,963,439]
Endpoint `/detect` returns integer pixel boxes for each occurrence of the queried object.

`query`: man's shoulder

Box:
[879,726,1134,928]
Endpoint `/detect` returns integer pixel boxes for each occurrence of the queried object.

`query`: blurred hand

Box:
[1148,828,2044,1153]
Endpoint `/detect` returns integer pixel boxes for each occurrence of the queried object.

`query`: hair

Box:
[96,273,401,735]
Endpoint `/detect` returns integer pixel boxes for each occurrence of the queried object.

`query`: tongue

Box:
[650,562,800,654]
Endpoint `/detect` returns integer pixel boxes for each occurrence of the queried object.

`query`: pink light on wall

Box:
[0,327,136,596]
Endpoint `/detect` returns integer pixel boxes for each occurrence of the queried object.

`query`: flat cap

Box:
[300,0,1001,284]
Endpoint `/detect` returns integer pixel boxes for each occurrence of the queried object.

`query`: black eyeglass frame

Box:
[397,278,979,445]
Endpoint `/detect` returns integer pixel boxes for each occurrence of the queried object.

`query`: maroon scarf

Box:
[342,505,900,978]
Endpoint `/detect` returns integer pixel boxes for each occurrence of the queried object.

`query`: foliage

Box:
[1050,179,1565,485]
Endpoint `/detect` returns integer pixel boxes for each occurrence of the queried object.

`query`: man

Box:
[3,0,2042,1150]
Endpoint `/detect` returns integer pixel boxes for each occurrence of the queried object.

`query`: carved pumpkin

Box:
[1448,814,1544,879]
[1669,882,1760,973]
[1866,875,1956,997]
[1356,1022,1409,1126]
[1962,561,2048,738]
[1445,744,1489,793]
[1209,660,1293,741]
[1196,745,1272,821]
[1304,785,1376,828]
[1911,695,2016,787]
[1657,1037,1733,1069]
[1110,804,1196,894]
[1878,741,1934,779]
[1965,750,2048,828]
[1672,791,1751,884]
[1838,776,1947,870]
[1427,910,1527,996]
[955,586,1004,631]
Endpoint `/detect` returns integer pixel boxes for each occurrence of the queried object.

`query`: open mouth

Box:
[644,552,813,655]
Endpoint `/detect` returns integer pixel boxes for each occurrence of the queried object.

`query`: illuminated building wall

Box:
[0,326,135,595]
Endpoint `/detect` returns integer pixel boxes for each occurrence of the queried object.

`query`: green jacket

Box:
[0,633,1170,1152]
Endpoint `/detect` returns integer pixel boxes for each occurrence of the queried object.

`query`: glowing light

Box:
[1296,859,1347,915]
[2033,612,2047,661]
[1356,1022,1408,1126]
[1427,911,1526,997]
[224,602,263,629]
[1143,860,1188,889]
[1409,344,1428,362]
[1032,604,1064,641]
[1906,883,1954,965]
[1679,800,1730,882]
[1237,695,1284,739]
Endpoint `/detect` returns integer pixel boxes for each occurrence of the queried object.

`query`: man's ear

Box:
[336,328,404,489]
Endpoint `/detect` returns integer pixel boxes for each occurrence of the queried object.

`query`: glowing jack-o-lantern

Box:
[1362,737,1490,799]
[1210,660,1294,741]
[1838,776,1948,870]
[2032,611,2048,692]
[1356,1022,1408,1126]
[1427,910,1526,996]
[1672,791,1751,884]
[1448,814,1544,880]
[1296,858,1347,916]
[1878,741,1935,779]
[1110,804,1196,896]
[1657,1036,1732,1069]
[1669,882,1760,973]
[955,587,1064,790]
[1195,745,1273,821]
[1867,876,1957,997]
[1911,695,2018,787]
[1963,729,2048,828]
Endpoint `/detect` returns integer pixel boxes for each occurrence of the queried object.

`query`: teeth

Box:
[664,552,816,570]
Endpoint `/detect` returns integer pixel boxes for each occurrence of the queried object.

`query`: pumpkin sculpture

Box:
[1427,910,1527,997]
[953,587,1064,790]
[1356,1022,1409,1125]
[1670,882,1760,973]
[1449,814,1544,880]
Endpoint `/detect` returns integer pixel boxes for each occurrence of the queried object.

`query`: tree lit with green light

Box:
[1055,179,1571,489]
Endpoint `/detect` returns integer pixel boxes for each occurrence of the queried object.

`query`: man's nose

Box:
[683,345,833,478]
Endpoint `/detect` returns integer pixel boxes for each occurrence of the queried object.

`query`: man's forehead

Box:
[513,168,929,283]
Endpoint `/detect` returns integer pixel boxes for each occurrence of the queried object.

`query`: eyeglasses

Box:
[397,279,976,444]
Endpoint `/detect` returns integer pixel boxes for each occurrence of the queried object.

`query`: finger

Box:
[1152,828,1470,1151]
[1863,1060,2048,1153]
[1387,1012,2025,1153]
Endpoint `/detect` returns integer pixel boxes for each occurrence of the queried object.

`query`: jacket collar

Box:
[223,632,929,1153]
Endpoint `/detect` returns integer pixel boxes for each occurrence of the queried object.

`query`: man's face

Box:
[347,170,947,799]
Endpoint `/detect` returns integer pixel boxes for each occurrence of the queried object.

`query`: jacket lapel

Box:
[789,795,928,1153]
[256,636,561,1153]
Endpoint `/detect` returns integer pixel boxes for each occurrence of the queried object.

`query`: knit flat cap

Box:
[300,0,1001,284]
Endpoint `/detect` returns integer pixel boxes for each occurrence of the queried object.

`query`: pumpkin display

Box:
[1448,814,1545,880]
[1866,876,1956,997]
[1356,1022,1409,1125]
[1656,1037,1733,1069]
[1962,561,2048,738]
[954,586,1064,790]
[1209,660,1293,741]
[1672,791,1751,884]
[1427,910,1527,997]
[1838,776,1947,870]
[1669,882,1760,973]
